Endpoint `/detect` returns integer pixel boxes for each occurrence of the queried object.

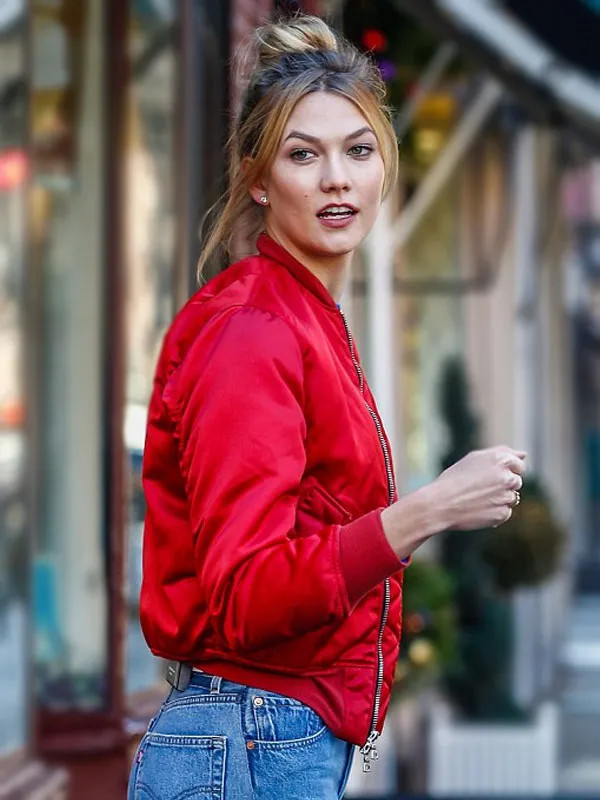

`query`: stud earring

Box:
[260,195,268,205]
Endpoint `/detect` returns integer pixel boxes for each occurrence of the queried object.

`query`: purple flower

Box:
[377,59,397,82]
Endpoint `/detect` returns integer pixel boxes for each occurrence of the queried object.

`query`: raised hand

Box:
[433,446,526,531]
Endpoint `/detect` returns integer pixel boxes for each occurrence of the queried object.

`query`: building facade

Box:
[0,0,249,795]
[3,0,598,796]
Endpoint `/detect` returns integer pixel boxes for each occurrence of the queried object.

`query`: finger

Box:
[496,447,527,464]
[494,445,526,457]
[497,507,513,526]
[495,448,522,466]
[505,473,523,491]
[499,489,520,507]
[504,457,526,476]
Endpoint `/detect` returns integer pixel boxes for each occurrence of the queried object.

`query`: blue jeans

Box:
[128,670,355,799]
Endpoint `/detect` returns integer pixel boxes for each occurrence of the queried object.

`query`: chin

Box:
[323,234,364,255]
[313,228,365,255]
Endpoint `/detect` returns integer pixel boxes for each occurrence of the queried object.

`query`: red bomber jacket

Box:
[140,232,409,757]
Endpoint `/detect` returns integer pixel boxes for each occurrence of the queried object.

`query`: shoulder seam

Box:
[162,303,305,416]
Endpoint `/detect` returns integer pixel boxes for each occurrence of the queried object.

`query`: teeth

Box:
[319,207,354,217]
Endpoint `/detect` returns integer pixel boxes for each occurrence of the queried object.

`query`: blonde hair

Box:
[197,14,399,278]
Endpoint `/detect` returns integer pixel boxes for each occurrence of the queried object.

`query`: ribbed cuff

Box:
[339,508,410,608]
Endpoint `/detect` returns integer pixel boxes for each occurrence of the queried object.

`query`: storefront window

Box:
[124,0,178,694]
[395,136,508,492]
[0,4,27,753]
[31,0,108,711]
[397,173,464,491]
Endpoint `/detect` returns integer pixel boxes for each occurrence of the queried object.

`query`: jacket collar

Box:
[256,232,339,311]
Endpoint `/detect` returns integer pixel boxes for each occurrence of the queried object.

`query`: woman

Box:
[128,15,525,800]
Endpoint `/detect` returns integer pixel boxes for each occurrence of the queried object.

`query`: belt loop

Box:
[210,675,222,694]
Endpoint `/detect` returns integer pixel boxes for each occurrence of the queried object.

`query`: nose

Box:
[320,154,351,194]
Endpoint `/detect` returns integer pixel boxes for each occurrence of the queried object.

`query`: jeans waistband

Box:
[190,668,246,695]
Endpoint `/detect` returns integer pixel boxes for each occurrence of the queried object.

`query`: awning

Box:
[395,0,600,147]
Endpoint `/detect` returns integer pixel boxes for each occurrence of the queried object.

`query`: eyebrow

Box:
[283,126,375,144]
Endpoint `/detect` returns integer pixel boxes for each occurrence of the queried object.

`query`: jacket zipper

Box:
[339,309,394,773]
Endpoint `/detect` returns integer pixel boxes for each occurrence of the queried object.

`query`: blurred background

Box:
[1,0,600,797]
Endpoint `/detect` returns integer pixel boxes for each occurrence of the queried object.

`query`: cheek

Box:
[361,175,385,215]
[373,162,386,198]
[356,161,385,202]
[270,164,314,202]
[270,182,316,224]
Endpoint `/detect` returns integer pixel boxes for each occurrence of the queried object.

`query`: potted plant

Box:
[482,477,565,592]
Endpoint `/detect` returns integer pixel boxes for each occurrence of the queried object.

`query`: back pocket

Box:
[133,733,226,800]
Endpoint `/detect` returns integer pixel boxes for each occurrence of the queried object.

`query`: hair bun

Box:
[255,15,338,67]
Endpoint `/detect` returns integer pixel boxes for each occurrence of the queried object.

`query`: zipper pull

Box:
[360,730,380,772]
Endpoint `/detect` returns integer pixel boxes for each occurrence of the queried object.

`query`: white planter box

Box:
[427,701,559,796]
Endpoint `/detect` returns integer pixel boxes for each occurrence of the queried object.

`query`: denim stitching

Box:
[219,738,227,800]
[132,781,161,800]
[253,724,328,748]
[250,693,326,745]
[136,782,222,800]
[134,736,226,799]
[161,694,241,713]
[144,733,226,747]
[240,693,256,796]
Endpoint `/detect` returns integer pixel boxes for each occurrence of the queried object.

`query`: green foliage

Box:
[393,558,459,699]
[483,478,566,591]
[438,356,525,720]
[342,0,469,101]
[436,356,564,718]
[439,357,479,466]
[342,0,472,167]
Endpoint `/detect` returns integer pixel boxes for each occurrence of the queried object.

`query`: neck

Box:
[265,228,352,304]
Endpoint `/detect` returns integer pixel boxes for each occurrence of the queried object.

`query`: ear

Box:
[242,156,270,206]
[248,179,269,207]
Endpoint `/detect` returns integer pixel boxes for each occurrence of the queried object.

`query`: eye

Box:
[348,144,374,158]
[290,148,316,162]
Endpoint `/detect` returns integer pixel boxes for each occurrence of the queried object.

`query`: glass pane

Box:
[124,0,178,694]
[32,0,108,711]
[0,5,28,753]
[397,172,464,492]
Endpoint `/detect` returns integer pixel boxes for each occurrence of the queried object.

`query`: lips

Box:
[316,204,358,219]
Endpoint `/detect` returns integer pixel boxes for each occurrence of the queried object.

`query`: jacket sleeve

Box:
[163,305,403,653]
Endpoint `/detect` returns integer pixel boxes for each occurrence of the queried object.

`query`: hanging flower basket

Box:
[482,478,565,592]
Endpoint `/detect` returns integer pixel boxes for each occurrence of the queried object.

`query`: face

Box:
[251,91,386,271]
